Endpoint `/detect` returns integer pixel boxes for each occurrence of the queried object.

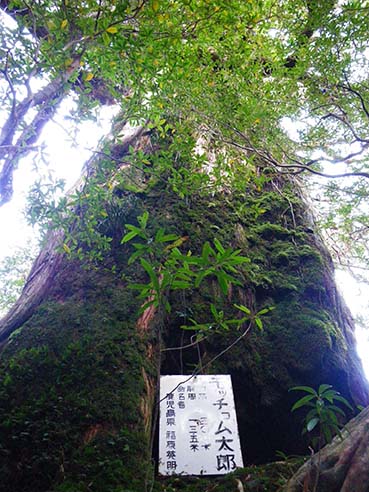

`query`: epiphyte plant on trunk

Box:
[121,211,270,336]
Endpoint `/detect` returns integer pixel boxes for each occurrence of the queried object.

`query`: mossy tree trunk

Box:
[0,130,368,492]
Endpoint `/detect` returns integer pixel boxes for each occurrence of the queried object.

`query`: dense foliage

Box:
[1,1,369,269]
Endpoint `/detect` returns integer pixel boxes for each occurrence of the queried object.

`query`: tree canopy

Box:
[1,0,369,269]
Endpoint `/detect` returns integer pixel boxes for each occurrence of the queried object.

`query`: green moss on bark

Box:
[0,266,154,492]
[0,176,367,490]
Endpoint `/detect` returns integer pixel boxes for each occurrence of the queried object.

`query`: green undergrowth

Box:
[153,458,306,492]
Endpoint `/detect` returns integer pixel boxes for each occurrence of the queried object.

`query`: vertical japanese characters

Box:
[164,391,177,471]
[159,375,243,475]
[211,378,237,472]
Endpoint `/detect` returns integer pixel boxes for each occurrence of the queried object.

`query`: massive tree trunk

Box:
[0,128,368,492]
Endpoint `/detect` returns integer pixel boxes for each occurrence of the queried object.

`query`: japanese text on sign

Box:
[159,375,243,475]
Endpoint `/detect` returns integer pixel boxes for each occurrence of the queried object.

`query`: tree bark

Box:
[0,130,368,491]
[285,406,369,492]
[0,124,145,344]
[0,229,64,344]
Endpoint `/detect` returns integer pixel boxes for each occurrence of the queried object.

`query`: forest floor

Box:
[153,457,307,492]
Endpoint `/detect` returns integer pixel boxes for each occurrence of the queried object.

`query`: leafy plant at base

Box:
[290,384,353,448]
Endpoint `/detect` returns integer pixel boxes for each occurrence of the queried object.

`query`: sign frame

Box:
[159,374,244,475]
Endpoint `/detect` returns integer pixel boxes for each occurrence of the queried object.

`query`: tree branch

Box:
[0,56,81,206]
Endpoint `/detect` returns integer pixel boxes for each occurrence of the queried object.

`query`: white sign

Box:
[159,374,244,475]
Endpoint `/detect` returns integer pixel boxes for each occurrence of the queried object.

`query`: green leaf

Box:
[321,389,339,403]
[166,237,189,250]
[140,258,160,291]
[306,408,318,422]
[326,409,339,425]
[213,238,225,254]
[332,395,353,410]
[121,230,139,244]
[254,317,263,331]
[155,228,164,242]
[130,283,149,291]
[171,280,191,289]
[220,321,230,331]
[128,250,144,265]
[126,224,142,232]
[138,211,149,228]
[194,270,208,288]
[164,300,171,313]
[234,304,251,315]
[318,384,333,395]
[306,417,319,432]
[326,405,347,418]
[322,425,332,443]
[289,386,318,396]
[140,298,158,313]
[216,272,228,294]
[330,424,344,440]
[159,233,179,243]
[291,394,316,411]
[106,26,118,34]
[63,243,71,254]
[256,306,275,316]
[181,323,210,331]
[210,303,218,318]
[201,242,213,263]
[173,271,192,282]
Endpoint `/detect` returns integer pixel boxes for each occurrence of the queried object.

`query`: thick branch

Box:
[0,57,81,206]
